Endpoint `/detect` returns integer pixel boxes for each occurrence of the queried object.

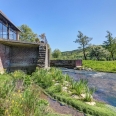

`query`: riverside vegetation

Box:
[83,60,116,73]
[0,70,67,116]
[0,68,116,116]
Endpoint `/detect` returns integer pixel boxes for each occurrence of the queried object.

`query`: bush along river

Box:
[61,68,116,107]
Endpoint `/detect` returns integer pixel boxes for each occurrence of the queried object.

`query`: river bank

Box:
[1,68,116,116]
[83,60,116,73]
[61,68,116,107]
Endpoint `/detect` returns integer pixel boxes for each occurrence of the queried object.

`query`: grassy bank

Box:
[0,71,67,116]
[0,68,116,116]
[83,60,116,73]
[32,68,116,116]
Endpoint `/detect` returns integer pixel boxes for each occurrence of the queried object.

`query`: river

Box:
[60,68,116,107]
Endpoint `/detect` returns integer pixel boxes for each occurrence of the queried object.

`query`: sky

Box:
[0,0,116,52]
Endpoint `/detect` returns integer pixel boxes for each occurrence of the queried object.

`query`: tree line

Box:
[52,31,116,61]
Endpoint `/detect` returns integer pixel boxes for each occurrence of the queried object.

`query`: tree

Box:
[19,24,39,42]
[39,33,48,43]
[103,31,116,60]
[90,45,110,60]
[74,31,92,60]
[52,49,61,58]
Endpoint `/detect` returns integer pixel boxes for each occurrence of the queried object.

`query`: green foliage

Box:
[52,49,61,58]
[32,68,115,115]
[90,45,110,60]
[0,71,64,116]
[0,68,116,116]
[32,68,53,89]
[33,68,95,101]
[64,74,72,82]
[19,24,39,42]
[47,85,62,95]
[71,80,77,89]
[84,87,95,102]
[74,31,92,60]
[70,79,88,95]
[23,75,32,87]
[53,31,116,60]
[52,94,116,116]
[75,79,88,95]
[83,60,116,72]
[0,80,15,99]
[103,31,116,60]
[11,70,26,80]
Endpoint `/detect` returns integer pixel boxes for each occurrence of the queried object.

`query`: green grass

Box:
[0,71,66,116]
[83,60,116,73]
[0,68,116,116]
[49,94,116,116]
[32,67,116,116]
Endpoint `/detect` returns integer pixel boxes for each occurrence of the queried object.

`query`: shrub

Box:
[71,79,88,95]
[0,80,15,98]
[23,75,32,87]
[11,70,26,80]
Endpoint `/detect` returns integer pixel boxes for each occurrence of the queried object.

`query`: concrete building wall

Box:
[10,46,38,67]
[0,44,10,73]
[9,46,39,72]
[0,42,49,73]
[0,11,49,73]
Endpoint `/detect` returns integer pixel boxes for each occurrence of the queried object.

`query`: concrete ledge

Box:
[50,60,82,68]
[0,38,46,47]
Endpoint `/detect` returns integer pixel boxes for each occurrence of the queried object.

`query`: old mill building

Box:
[0,11,50,73]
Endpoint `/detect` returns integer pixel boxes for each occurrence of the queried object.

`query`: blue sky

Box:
[0,0,116,52]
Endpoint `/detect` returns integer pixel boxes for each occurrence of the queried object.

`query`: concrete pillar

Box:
[48,49,50,67]
[45,44,49,68]
[16,31,19,41]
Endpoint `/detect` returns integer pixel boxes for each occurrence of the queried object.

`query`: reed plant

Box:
[64,74,72,82]
[75,79,88,95]
[84,87,95,102]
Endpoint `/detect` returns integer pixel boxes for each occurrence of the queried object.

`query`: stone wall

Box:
[50,60,82,68]
[0,43,49,73]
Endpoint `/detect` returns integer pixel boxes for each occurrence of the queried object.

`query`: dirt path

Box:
[40,93,85,116]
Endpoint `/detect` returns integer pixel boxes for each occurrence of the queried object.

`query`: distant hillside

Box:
[51,44,116,60]
[62,49,81,55]
[61,46,94,60]
[61,48,84,60]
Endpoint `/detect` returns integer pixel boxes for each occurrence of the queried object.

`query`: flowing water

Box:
[60,68,116,107]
